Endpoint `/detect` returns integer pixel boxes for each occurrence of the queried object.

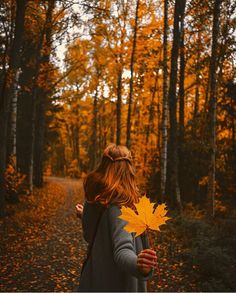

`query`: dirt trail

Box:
[0,177,86,292]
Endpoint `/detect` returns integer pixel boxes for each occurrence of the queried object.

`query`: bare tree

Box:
[207,0,222,217]
[167,0,186,212]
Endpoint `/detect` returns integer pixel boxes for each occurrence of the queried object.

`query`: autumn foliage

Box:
[4,156,26,202]
[0,0,236,291]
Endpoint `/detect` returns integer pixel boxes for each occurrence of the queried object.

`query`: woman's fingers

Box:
[139,251,157,261]
[137,249,157,270]
[138,264,153,270]
[138,255,157,265]
[142,249,157,256]
[140,256,157,265]
[140,252,157,260]
[137,249,158,275]
[76,203,83,210]
[76,204,84,212]
[137,259,156,267]
[75,203,84,218]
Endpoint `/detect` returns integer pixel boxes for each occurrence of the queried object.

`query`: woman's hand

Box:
[75,203,84,219]
[137,249,157,275]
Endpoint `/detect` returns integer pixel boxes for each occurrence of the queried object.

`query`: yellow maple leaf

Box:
[118,195,170,237]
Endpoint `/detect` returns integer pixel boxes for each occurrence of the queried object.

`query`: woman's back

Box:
[78,144,156,292]
[79,201,151,292]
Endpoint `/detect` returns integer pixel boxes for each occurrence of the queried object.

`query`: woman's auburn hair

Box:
[84,144,140,208]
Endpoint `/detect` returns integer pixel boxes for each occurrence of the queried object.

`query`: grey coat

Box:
[78,201,153,292]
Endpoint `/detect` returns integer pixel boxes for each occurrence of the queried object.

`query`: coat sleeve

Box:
[81,201,89,242]
[82,201,95,243]
[108,205,153,280]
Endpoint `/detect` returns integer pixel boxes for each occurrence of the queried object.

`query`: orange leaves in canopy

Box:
[118,195,170,237]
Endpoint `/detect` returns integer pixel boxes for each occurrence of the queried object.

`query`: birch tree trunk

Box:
[207,0,222,217]
[126,0,140,149]
[0,0,27,217]
[10,70,20,159]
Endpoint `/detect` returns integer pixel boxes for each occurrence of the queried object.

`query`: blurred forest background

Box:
[0,0,236,291]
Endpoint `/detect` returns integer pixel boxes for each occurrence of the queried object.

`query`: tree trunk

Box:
[34,91,46,187]
[98,106,102,159]
[178,0,186,202]
[157,85,161,159]
[167,0,186,212]
[230,84,236,148]
[90,87,98,170]
[0,0,27,217]
[16,53,35,178]
[207,0,222,217]
[194,73,200,119]
[98,94,106,157]
[116,69,122,145]
[193,32,201,119]
[160,0,169,203]
[144,73,158,168]
[9,70,20,160]
[126,0,140,149]
[74,123,80,168]
[146,74,158,146]
[33,0,55,187]
[29,87,38,193]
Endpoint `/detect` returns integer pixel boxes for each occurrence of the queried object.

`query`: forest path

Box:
[0,177,197,292]
[0,177,86,292]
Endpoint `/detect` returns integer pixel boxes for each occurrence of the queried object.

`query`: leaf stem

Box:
[146,228,153,249]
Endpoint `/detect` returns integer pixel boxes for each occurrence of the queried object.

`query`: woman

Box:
[76,144,157,292]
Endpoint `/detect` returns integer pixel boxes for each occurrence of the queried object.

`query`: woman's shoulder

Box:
[107,203,121,214]
[84,200,122,218]
[107,204,126,227]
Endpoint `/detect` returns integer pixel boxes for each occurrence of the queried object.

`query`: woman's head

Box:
[84,144,140,207]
